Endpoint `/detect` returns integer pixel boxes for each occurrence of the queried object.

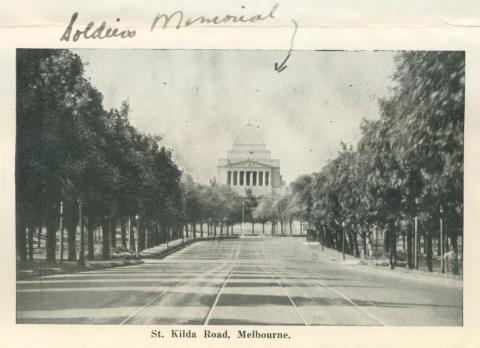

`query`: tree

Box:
[288,51,464,274]
[253,198,274,234]
[16,49,187,264]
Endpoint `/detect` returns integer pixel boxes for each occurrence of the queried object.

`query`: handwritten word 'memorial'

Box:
[150,4,279,30]
[60,12,136,41]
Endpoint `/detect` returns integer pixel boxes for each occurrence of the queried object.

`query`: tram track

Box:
[120,242,240,325]
[259,242,387,326]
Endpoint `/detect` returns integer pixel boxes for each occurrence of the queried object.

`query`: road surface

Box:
[16,237,462,325]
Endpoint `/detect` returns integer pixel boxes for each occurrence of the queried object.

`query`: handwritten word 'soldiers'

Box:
[60,12,136,41]
[150,4,279,31]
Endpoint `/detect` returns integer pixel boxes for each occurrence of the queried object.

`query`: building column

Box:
[235,171,239,186]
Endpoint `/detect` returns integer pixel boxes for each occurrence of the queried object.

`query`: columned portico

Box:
[225,169,272,187]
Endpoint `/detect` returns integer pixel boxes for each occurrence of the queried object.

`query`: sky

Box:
[73,49,397,184]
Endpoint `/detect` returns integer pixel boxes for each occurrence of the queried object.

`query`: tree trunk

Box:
[145,225,151,248]
[87,222,94,261]
[351,230,359,257]
[384,228,390,255]
[138,223,145,252]
[36,202,42,249]
[348,228,360,257]
[451,227,459,275]
[200,223,204,237]
[78,204,85,266]
[361,227,367,259]
[388,222,396,269]
[111,220,117,250]
[335,228,341,251]
[37,225,42,249]
[251,221,254,234]
[17,223,27,263]
[46,219,56,264]
[149,225,155,247]
[320,225,325,251]
[121,221,127,249]
[155,224,160,246]
[289,219,293,235]
[102,220,110,260]
[406,220,413,269]
[67,222,77,261]
[28,225,34,262]
[129,217,136,253]
[436,233,441,256]
[262,223,265,235]
[426,231,433,272]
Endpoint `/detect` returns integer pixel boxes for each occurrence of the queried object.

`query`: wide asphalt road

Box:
[16,237,462,325]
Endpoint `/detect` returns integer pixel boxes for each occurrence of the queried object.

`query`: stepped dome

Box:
[232,122,265,146]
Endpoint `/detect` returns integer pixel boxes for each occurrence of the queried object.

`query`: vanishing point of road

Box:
[17,237,462,325]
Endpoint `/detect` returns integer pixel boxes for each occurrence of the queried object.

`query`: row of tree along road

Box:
[16,49,258,266]
[269,52,463,274]
[16,50,463,275]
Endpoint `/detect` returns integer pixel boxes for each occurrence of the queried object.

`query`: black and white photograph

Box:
[15,49,464,326]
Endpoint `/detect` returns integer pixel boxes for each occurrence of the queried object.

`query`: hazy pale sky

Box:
[74,49,396,184]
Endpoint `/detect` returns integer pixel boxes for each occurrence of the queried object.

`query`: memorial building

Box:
[217,123,285,198]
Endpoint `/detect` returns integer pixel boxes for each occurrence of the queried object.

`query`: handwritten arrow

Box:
[274,19,298,73]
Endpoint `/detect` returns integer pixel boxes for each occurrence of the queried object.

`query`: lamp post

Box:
[135,215,140,259]
[440,206,444,273]
[78,199,85,267]
[166,226,169,249]
[59,201,64,263]
[414,198,419,270]
[241,198,245,237]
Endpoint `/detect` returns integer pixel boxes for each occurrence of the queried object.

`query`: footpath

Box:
[139,235,239,259]
[17,235,239,280]
[304,241,463,288]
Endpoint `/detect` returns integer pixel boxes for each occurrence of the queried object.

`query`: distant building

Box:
[217,123,286,198]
